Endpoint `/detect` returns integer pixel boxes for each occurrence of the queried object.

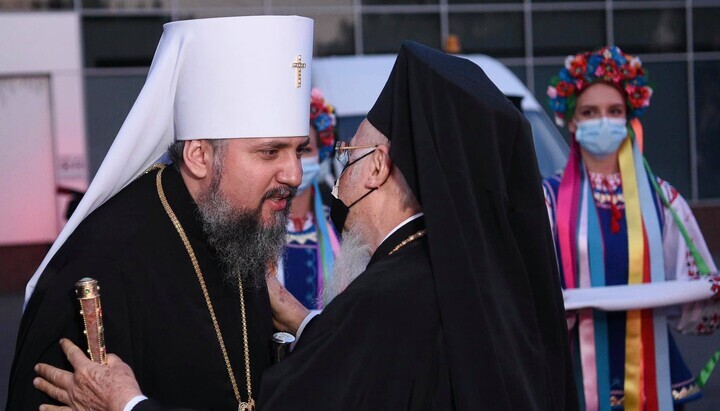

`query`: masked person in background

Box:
[277,88,340,310]
[543,45,719,411]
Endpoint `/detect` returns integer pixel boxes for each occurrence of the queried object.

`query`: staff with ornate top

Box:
[75,278,108,365]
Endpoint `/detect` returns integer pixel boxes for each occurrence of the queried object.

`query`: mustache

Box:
[262,186,297,202]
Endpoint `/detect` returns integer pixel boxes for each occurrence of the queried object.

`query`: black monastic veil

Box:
[366,41,577,410]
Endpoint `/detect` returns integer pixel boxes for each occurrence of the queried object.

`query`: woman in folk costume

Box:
[276,88,340,310]
[543,45,720,410]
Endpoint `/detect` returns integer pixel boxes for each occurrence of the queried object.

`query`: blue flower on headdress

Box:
[559,69,573,83]
[610,47,627,66]
[588,54,603,71]
[629,76,646,87]
[313,113,333,132]
[550,97,567,113]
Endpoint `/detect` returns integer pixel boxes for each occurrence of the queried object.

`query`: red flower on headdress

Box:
[565,55,588,78]
[620,63,637,79]
[555,81,575,97]
[575,78,586,91]
[595,60,621,83]
[626,84,652,109]
[310,100,326,117]
[318,130,334,146]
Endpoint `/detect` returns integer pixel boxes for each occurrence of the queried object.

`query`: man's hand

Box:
[266,274,309,335]
[33,338,142,411]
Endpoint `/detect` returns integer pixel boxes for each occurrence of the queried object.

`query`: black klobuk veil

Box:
[367,41,577,410]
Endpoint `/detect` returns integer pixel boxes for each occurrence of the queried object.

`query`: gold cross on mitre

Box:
[291,55,307,88]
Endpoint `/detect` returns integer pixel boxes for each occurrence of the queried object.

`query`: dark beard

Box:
[197,169,293,290]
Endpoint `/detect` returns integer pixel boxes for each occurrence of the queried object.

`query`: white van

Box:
[312,54,568,178]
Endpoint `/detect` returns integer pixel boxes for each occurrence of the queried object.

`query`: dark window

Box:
[1,0,73,10]
[449,0,520,3]
[640,61,691,195]
[693,7,720,52]
[302,13,355,56]
[84,74,148,178]
[448,12,524,57]
[695,60,720,199]
[533,63,570,142]
[532,11,605,57]
[613,0,682,2]
[614,9,686,54]
[82,0,169,8]
[274,0,351,5]
[362,13,440,54]
[83,16,169,68]
[507,64,526,85]
[362,0,438,4]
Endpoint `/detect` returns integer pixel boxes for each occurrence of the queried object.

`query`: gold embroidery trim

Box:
[388,229,426,256]
[672,383,701,400]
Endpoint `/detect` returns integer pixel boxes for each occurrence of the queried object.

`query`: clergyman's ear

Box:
[182,140,212,179]
[366,145,391,189]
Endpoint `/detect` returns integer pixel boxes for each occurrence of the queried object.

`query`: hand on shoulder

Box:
[34,338,142,411]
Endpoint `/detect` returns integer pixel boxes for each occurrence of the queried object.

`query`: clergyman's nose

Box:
[280,156,302,189]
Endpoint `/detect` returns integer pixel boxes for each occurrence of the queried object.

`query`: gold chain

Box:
[155,165,255,410]
[388,229,427,255]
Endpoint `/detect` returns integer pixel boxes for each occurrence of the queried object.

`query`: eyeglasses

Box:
[334,141,379,167]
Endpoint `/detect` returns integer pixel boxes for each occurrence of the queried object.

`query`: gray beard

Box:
[196,169,292,290]
[321,222,372,306]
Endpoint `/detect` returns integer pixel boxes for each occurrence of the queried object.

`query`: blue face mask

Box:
[574,117,628,156]
[298,157,320,194]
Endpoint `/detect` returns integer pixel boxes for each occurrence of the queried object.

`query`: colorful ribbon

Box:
[558,140,583,290]
[618,136,644,411]
[582,169,612,411]
[577,178,599,411]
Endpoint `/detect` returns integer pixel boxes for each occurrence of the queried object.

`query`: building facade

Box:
[3,0,719,202]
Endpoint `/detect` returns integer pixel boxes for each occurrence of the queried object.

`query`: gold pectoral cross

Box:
[291,55,306,88]
[239,398,255,411]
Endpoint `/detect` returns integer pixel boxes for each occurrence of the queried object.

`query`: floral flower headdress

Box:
[547,45,653,127]
[310,87,337,162]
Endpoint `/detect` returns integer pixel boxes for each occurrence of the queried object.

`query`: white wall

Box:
[0,12,87,245]
[0,76,57,244]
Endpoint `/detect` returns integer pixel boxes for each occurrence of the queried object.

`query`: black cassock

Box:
[7,166,274,410]
[259,216,449,410]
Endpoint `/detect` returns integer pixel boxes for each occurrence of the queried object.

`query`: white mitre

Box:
[24,15,314,308]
